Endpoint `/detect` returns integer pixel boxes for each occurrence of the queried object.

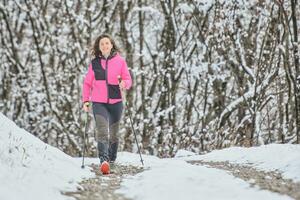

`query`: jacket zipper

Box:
[105,58,109,104]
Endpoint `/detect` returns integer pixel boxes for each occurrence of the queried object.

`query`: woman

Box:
[82,33,132,173]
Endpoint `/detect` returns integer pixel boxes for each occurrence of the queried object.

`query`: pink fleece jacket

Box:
[82,53,132,104]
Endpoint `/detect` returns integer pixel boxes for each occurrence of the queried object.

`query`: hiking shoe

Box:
[100,161,110,174]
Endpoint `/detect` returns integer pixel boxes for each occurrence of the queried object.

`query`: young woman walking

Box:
[82,33,132,174]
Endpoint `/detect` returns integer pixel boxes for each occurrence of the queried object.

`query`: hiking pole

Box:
[118,77,144,166]
[127,104,144,166]
[81,110,89,169]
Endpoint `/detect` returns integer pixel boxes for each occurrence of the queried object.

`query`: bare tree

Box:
[1,0,299,157]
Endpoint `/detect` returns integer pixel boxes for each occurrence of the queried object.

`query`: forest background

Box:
[1,0,299,157]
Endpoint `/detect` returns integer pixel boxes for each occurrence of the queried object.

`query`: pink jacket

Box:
[82,53,132,104]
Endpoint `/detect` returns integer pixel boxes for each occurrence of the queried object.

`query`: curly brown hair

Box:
[91,33,120,58]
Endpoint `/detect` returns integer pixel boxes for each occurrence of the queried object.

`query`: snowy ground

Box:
[1,112,299,200]
[115,148,298,200]
[0,113,94,200]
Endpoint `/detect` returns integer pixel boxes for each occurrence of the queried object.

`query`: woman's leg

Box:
[92,103,109,163]
[107,102,123,162]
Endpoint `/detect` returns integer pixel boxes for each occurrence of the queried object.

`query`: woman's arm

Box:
[82,63,94,102]
[120,60,132,90]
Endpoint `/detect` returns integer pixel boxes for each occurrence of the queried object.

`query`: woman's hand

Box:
[119,80,125,90]
[83,102,90,112]
[118,75,125,90]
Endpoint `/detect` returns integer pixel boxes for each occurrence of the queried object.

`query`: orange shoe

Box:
[100,161,110,174]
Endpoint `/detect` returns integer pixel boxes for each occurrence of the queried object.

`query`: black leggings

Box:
[92,102,123,162]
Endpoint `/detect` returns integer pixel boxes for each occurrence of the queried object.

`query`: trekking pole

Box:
[81,110,89,169]
[118,77,144,166]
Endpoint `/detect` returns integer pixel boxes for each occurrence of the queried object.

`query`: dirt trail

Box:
[63,160,299,200]
[63,163,144,200]
[189,160,300,200]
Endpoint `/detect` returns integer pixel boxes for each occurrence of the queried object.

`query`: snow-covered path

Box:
[1,112,300,200]
[114,152,295,200]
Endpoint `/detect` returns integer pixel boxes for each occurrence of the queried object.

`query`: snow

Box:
[115,150,296,200]
[185,144,300,182]
[117,158,291,200]
[0,112,299,200]
[0,113,94,200]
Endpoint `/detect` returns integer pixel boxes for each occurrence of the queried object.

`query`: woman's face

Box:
[99,37,113,56]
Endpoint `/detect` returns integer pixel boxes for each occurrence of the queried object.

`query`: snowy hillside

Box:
[1,112,300,200]
[0,113,93,200]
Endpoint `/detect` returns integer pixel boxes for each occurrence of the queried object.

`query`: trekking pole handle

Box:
[117,76,123,88]
[118,76,127,104]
